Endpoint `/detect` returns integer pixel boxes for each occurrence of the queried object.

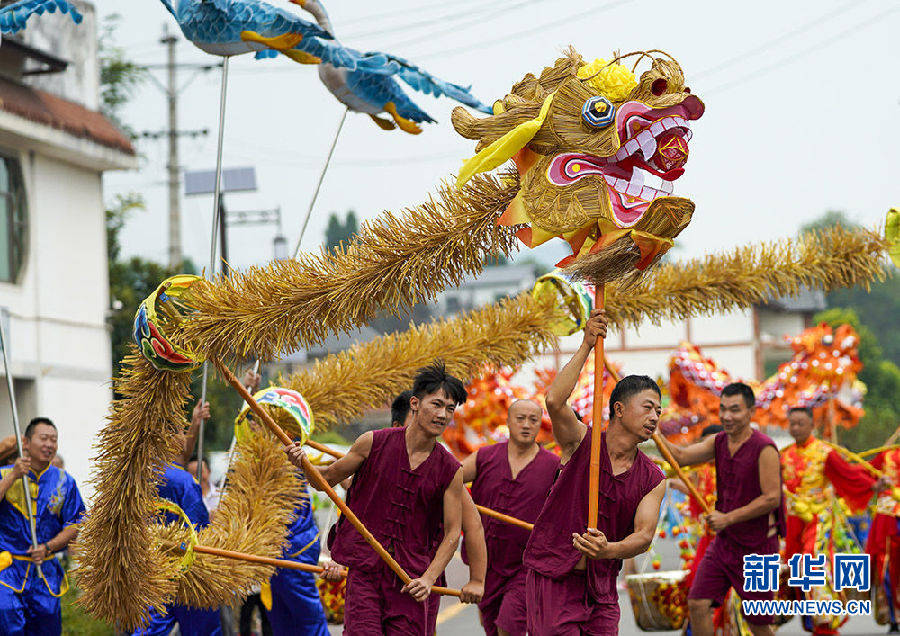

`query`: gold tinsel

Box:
[74,351,191,628]
[606,224,890,328]
[283,293,562,429]
[178,173,520,362]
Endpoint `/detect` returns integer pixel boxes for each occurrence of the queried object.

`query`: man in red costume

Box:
[286,361,465,635]
[523,309,667,635]
[865,444,900,631]
[781,406,882,635]
[462,398,560,635]
[661,382,785,636]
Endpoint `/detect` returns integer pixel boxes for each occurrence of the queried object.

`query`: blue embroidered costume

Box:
[132,463,221,636]
[0,464,84,635]
[266,477,328,635]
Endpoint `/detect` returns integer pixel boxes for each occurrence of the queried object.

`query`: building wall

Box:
[0,149,111,500]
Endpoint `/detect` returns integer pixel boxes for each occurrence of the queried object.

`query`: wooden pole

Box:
[213,358,462,597]
[188,544,461,597]
[652,432,713,516]
[474,504,534,531]
[588,284,606,529]
[306,439,342,459]
[302,429,535,531]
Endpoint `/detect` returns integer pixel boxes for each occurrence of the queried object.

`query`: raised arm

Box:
[573,479,667,560]
[659,432,717,467]
[707,445,781,531]
[402,468,464,601]
[285,431,373,488]
[545,309,607,462]
[180,400,209,467]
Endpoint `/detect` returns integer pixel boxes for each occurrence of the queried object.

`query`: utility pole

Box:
[163,24,181,269]
[137,27,217,269]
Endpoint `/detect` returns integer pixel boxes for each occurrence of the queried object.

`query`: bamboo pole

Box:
[860,445,900,459]
[213,358,462,597]
[652,432,713,516]
[588,285,606,530]
[188,544,461,597]
[473,504,534,531]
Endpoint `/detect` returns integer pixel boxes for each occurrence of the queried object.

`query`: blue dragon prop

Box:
[0,0,82,35]
[247,0,492,133]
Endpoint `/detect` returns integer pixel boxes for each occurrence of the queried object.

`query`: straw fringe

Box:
[283,293,562,429]
[74,350,191,629]
[178,173,521,362]
[606,225,890,328]
[162,428,302,608]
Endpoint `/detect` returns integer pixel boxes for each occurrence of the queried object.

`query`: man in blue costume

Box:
[265,470,329,635]
[0,417,85,635]
[132,401,221,636]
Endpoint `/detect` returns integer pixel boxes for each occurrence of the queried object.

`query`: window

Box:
[0,154,27,283]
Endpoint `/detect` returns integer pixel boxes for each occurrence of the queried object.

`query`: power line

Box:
[385,0,540,50]
[693,0,866,79]
[343,0,535,41]
[706,4,898,95]
[414,0,634,60]
[339,0,488,28]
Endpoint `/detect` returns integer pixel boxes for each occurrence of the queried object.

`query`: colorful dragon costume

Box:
[455,49,704,282]
[76,44,900,631]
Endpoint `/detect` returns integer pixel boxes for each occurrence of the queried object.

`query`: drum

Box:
[625,570,688,631]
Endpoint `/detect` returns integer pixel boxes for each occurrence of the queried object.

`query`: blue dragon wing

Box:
[0,0,82,34]
[352,51,492,113]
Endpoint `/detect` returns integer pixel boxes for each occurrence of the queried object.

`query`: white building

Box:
[0,2,137,499]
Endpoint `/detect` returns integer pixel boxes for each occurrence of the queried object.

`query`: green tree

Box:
[814,308,900,451]
[800,211,900,366]
[325,210,358,250]
[98,14,146,135]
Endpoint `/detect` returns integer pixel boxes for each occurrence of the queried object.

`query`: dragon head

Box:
[453,49,704,281]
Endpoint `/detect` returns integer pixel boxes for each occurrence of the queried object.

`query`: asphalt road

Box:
[328,537,890,634]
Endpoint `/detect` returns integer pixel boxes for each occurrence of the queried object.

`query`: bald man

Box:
[461,399,560,636]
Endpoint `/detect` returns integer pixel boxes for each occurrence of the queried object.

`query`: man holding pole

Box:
[461,398,558,636]
[286,361,465,635]
[523,309,666,635]
[659,382,785,636]
[0,417,85,635]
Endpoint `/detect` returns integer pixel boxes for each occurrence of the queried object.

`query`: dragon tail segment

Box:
[887,208,900,268]
[0,0,82,34]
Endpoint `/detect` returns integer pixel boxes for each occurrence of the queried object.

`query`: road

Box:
[329,537,888,634]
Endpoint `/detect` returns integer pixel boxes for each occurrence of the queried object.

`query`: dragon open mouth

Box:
[547,95,704,228]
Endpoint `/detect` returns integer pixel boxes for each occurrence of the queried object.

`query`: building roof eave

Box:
[0,108,137,171]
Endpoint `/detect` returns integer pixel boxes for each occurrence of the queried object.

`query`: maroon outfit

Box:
[467,442,560,635]
[523,430,664,635]
[687,429,786,626]
[328,427,461,635]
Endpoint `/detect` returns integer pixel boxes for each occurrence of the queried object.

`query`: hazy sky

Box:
[98,0,899,272]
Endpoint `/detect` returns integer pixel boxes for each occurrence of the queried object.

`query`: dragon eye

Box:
[651,78,668,96]
[581,95,615,129]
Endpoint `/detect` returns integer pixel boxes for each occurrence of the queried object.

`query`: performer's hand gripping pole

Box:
[588,285,607,529]
[214,358,462,598]
[0,313,42,571]
[652,432,713,516]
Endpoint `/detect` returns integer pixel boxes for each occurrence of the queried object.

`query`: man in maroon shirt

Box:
[523,309,667,635]
[285,362,465,635]
[461,398,560,635]
[660,382,784,636]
